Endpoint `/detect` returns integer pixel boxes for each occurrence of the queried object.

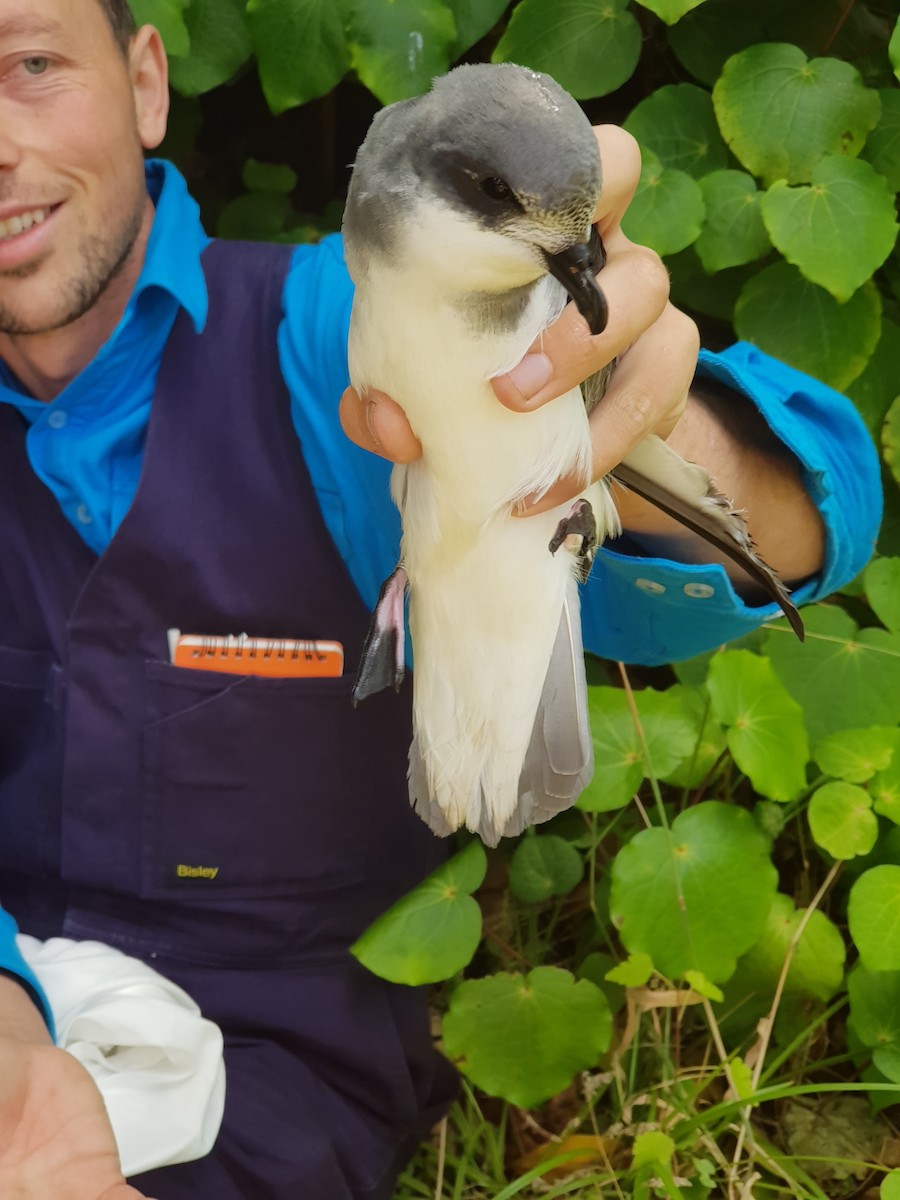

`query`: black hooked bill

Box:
[544,243,608,336]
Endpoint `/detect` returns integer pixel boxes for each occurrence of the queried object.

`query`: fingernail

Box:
[364,399,383,450]
[502,353,553,402]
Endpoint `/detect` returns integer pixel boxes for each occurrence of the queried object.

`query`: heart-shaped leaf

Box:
[735,262,882,390]
[625,83,730,179]
[350,840,486,984]
[862,89,900,192]
[713,43,881,185]
[848,865,900,970]
[761,157,898,302]
[808,781,879,859]
[621,152,705,256]
[509,836,584,903]
[695,170,770,272]
[247,0,350,112]
[443,968,612,1107]
[131,0,190,56]
[706,650,809,802]
[814,725,899,782]
[580,684,700,812]
[765,605,900,742]
[492,0,641,100]
[667,0,766,87]
[610,801,777,982]
[632,0,706,24]
[447,0,508,57]
[168,0,252,96]
[865,558,900,633]
[847,319,900,439]
[346,0,457,105]
[884,396,900,488]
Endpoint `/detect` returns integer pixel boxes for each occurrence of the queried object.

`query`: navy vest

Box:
[0,241,454,1200]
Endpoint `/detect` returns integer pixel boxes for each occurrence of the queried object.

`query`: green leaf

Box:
[814,726,898,783]
[508,835,583,903]
[129,0,190,56]
[849,865,900,970]
[883,1172,900,1200]
[580,685,699,812]
[695,170,770,272]
[442,967,612,1107]
[684,970,724,1002]
[167,0,251,96]
[247,0,349,112]
[216,192,292,240]
[760,157,898,302]
[621,152,705,257]
[492,0,641,101]
[446,0,508,57]
[847,319,900,440]
[350,841,486,984]
[891,14,900,82]
[632,0,705,24]
[347,0,457,105]
[666,247,756,324]
[712,43,881,186]
[808,781,878,859]
[605,951,654,987]
[625,83,730,179]
[730,1056,754,1099]
[735,262,881,390]
[633,1131,676,1167]
[706,650,809,802]
[662,684,726,789]
[765,604,900,742]
[667,0,766,87]
[866,558,900,633]
[610,801,778,982]
[726,894,846,1008]
[848,965,900,1069]
[884,396,900,489]
[872,756,900,825]
[863,90,900,193]
[242,159,297,194]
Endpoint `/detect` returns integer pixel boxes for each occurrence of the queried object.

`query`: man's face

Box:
[0,0,156,335]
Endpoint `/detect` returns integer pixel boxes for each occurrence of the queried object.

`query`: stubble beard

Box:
[0,192,147,337]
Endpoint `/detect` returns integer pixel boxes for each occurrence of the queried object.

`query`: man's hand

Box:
[0,976,153,1200]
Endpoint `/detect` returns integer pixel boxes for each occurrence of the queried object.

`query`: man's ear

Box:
[130,26,170,151]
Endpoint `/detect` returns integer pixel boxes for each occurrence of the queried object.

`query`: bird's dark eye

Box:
[479,176,514,203]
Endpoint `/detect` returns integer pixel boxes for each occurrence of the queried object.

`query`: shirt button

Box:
[684,582,715,599]
[635,577,666,595]
[75,504,93,525]
[47,410,67,429]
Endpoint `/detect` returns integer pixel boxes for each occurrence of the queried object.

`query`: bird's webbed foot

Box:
[548,498,597,584]
[351,565,408,704]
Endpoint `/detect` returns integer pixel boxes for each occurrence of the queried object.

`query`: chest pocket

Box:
[0,645,63,877]
[141,660,367,899]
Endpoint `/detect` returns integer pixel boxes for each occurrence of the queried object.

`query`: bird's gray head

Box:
[344,64,607,334]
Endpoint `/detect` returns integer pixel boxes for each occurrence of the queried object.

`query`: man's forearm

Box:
[610,387,825,596]
[0,976,51,1046]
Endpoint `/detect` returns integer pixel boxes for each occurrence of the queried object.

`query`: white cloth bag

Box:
[17,934,226,1177]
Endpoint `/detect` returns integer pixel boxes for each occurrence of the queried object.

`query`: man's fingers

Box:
[515,304,699,516]
[339,386,422,463]
[492,237,670,411]
[588,304,700,478]
[591,125,643,233]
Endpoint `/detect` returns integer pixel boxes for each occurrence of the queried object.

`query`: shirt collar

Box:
[135,159,209,334]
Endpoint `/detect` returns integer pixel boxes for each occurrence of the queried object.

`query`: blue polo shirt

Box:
[0,161,882,1025]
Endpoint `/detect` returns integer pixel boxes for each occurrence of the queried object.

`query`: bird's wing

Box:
[612,436,804,638]
[502,580,594,840]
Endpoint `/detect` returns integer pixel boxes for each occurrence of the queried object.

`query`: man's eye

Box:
[22,57,49,75]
